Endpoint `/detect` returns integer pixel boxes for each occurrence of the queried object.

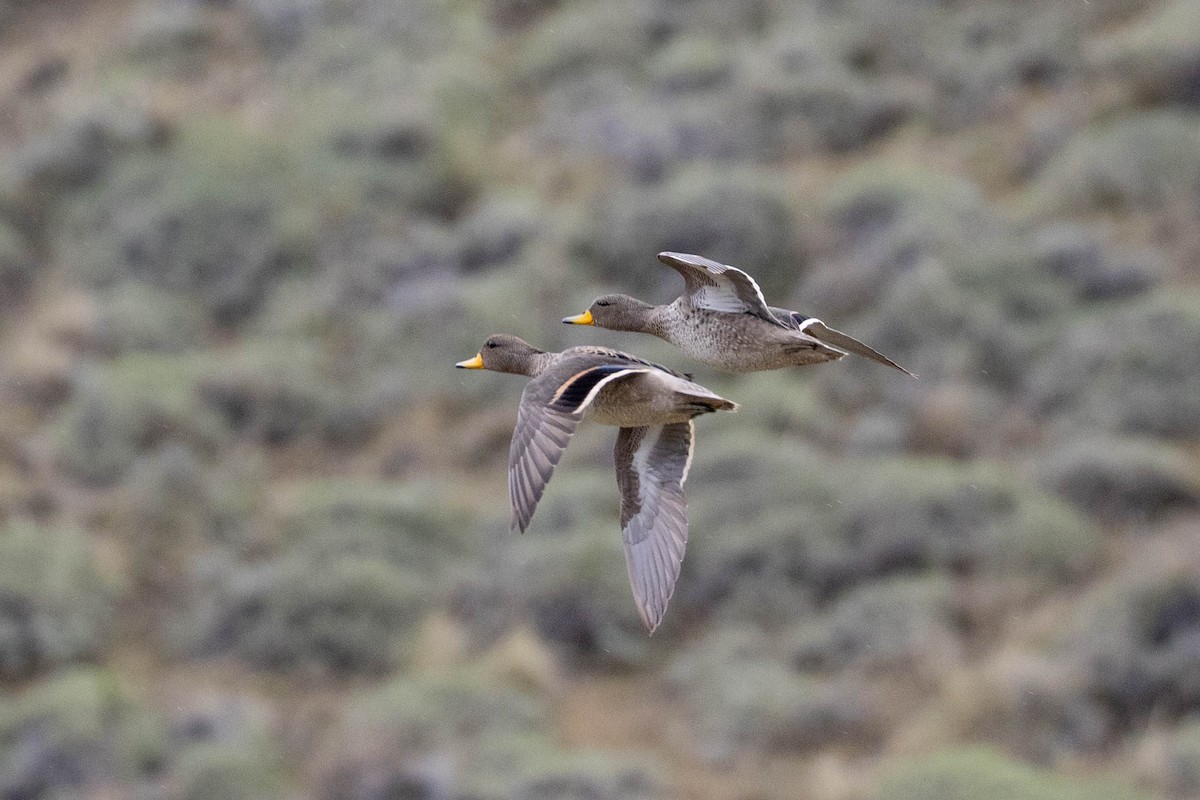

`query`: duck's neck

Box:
[523,351,558,377]
[642,300,683,340]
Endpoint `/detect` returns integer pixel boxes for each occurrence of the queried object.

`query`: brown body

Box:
[565,252,913,376]
[456,334,736,632]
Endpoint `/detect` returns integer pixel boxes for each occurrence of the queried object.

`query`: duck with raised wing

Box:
[455,334,737,632]
[564,251,913,376]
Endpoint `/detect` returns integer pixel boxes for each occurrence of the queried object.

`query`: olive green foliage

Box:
[576,168,799,298]
[1068,575,1200,737]
[0,668,165,796]
[188,551,430,674]
[51,354,221,486]
[871,747,1160,800]
[1089,0,1200,104]
[788,577,959,673]
[459,466,659,663]
[320,671,663,800]
[0,219,34,306]
[668,628,880,761]
[1038,436,1200,522]
[176,737,288,800]
[1032,113,1200,214]
[4,0,1200,796]
[0,522,114,679]
[53,118,322,326]
[1027,294,1200,440]
[1158,720,1200,796]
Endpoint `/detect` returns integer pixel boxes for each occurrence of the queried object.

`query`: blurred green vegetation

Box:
[0,0,1197,797]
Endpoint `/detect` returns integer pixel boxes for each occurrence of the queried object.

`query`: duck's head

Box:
[456,334,546,376]
[563,294,655,332]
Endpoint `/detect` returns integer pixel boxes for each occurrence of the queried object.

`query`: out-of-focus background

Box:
[1,0,1198,797]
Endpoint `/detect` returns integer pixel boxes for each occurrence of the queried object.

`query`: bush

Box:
[667,628,881,762]
[94,281,210,354]
[194,337,338,446]
[1038,437,1200,523]
[871,747,1160,800]
[456,467,659,665]
[0,668,165,796]
[0,522,115,679]
[175,737,288,800]
[576,167,800,299]
[1071,575,1200,736]
[799,162,1000,321]
[0,220,35,307]
[676,428,847,626]
[51,354,222,487]
[512,0,668,91]
[1158,720,1200,796]
[1031,223,1159,303]
[319,670,663,800]
[52,117,321,326]
[1025,294,1200,440]
[460,735,665,800]
[1088,0,1200,106]
[187,552,431,675]
[277,479,476,574]
[1031,112,1200,215]
[788,577,960,674]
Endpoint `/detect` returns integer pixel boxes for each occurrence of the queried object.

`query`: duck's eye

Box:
[485,340,498,349]
[596,300,611,307]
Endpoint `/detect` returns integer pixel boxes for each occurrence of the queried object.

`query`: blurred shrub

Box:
[323,105,478,220]
[512,0,668,90]
[1089,0,1200,105]
[175,736,287,800]
[870,746,1159,800]
[689,452,1099,618]
[319,670,663,800]
[1031,223,1159,303]
[1158,720,1200,797]
[4,108,166,231]
[788,577,960,675]
[740,29,918,153]
[1038,437,1200,523]
[53,117,320,326]
[94,282,210,354]
[457,467,657,665]
[800,163,999,320]
[1025,294,1200,440]
[192,330,402,450]
[0,668,165,797]
[460,735,664,800]
[680,432,838,627]
[278,479,476,574]
[576,167,799,299]
[1071,574,1200,737]
[667,628,880,762]
[187,551,430,675]
[812,460,1101,595]
[0,521,115,679]
[335,670,547,754]
[534,72,768,179]
[0,220,35,307]
[123,0,221,65]
[649,35,735,95]
[1032,112,1200,215]
[51,355,222,487]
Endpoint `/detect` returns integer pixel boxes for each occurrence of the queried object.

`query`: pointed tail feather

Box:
[803,320,916,377]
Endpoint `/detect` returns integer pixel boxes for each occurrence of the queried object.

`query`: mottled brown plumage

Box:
[456,334,736,632]
[564,252,913,376]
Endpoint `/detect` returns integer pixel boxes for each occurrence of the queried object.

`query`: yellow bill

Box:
[562,309,595,325]
[455,353,484,369]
